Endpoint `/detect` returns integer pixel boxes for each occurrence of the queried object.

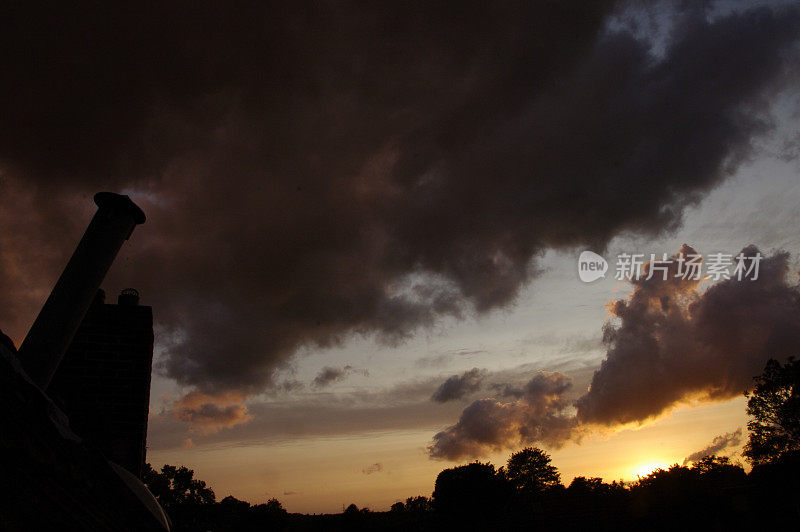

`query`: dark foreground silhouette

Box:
[146,357,800,531]
[145,452,800,532]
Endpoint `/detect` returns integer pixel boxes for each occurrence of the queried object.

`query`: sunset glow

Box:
[631,461,672,479]
[2,1,800,529]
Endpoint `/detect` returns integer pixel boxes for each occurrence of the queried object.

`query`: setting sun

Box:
[631,461,672,479]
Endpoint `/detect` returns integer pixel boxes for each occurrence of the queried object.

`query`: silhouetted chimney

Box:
[19,192,145,389]
[49,288,154,478]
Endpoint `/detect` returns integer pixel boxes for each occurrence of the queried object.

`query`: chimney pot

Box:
[118,288,140,306]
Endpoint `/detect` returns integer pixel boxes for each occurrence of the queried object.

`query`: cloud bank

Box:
[1,2,798,410]
[429,246,800,460]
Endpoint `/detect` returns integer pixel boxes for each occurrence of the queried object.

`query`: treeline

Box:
[397,449,800,531]
[142,464,288,531]
[144,357,800,531]
[144,451,800,531]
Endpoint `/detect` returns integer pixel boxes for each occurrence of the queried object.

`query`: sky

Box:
[1,0,800,514]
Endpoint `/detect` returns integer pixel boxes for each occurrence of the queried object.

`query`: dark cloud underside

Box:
[1,2,798,395]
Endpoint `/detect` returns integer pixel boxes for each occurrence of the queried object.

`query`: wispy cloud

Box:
[312,365,368,388]
[362,463,383,475]
[415,349,487,369]
[431,368,487,403]
[683,428,743,465]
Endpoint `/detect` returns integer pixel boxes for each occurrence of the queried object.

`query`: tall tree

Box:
[743,357,800,465]
[505,447,561,493]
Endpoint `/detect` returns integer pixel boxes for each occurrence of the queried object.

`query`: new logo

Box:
[578,251,608,283]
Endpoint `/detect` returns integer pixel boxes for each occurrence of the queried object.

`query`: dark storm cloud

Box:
[683,428,743,465]
[2,1,800,404]
[431,368,487,403]
[428,246,800,460]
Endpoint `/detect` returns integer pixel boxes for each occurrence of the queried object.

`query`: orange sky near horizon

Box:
[149,396,749,514]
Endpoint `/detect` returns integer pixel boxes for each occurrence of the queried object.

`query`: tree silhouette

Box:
[344,503,360,515]
[691,455,746,483]
[505,447,561,494]
[567,476,606,494]
[743,360,800,529]
[402,496,431,513]
[743,357,800,465]
[432,461,509,520]
[262,498,286,515]
[143,463,216,507]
